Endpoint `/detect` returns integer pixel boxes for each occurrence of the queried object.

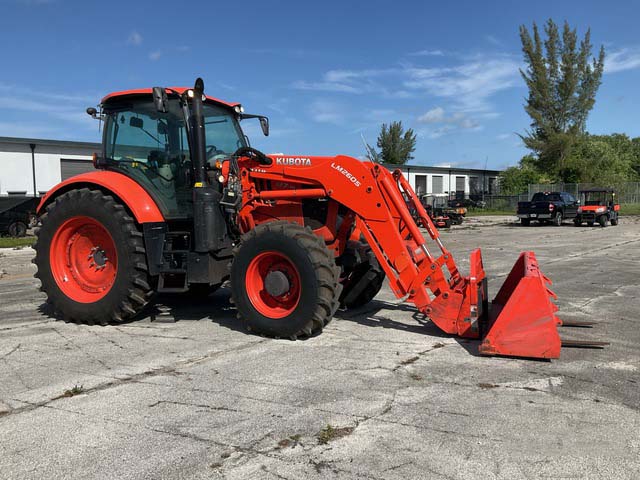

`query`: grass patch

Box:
[0,237,36,249]
[620,204,640,215]
[62,384,84,397]
[317,424,354,445]
[466,209,515,217]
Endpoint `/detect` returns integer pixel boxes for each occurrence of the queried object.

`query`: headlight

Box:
[596,207,606,213]
[234,105,244,114]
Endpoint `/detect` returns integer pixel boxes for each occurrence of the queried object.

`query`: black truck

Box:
[517,191,579,226]
[0,196,39,237]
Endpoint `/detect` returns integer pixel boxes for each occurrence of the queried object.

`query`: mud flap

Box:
[479,251,562,359]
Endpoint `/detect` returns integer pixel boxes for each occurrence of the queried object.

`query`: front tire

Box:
[598,216,608,227]
[611,216,619,226]
[338,241,385,309]
[230,221,341,339]
[521,218,530,226]
[573,218,581,227]
[34,188,153,325]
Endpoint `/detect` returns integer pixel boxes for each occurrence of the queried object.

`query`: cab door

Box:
[563,193,578,218]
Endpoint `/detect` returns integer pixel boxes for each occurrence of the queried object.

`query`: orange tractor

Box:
[33,79,600,359]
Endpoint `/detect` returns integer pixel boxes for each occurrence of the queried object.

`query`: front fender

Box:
[38,171,164,223]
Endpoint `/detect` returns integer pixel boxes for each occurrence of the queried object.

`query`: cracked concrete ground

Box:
[0,215,638,479]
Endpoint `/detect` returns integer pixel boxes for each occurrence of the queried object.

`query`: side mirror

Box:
[152,87,168,113]
[130,117,144,129]
[259,116,269,136]
[157,121,169,135]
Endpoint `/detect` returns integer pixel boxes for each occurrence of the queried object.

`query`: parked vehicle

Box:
[574,189,619,227]
[425,195,465,225]
[408,199,451,229]
[517,191,579,226]
[0,196,38,237]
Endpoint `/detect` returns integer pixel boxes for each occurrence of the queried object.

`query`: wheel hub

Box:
[245,251,301,319]
[89,246,109,270]
[264,270,290,297]
[50,216,118,303]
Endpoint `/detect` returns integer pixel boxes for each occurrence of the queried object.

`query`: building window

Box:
[432,175,443,194]
[469,176,480,194]
[455,176,465,193]
[489,177,497,194]
[414,175,426,196]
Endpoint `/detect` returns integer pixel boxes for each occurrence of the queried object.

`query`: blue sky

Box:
[0,0,639,170]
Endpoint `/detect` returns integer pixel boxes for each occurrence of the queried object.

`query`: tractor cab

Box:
[96,89,250,219]
[574,188,620,227]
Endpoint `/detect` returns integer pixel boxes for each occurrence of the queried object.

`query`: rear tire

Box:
[611,216,619,226]
[521,219,530,226]
[230,221,341,339]
[34,188,153,325]
[8,221,27,238]
[553,212,563,226]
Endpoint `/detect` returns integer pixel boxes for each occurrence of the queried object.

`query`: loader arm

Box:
[235,154,564,358]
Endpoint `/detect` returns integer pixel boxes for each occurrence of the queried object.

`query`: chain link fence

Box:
[527,182,640,204]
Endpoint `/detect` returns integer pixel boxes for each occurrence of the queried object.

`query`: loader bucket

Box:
[479,251,562,359]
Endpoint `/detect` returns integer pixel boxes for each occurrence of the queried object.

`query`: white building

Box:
[0,136,501,199]
[0,136,98,196]
[384,163,500,200]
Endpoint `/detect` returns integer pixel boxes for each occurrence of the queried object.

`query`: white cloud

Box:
[418,107,446,123]
[407,49,445,57]
[149,50,162,61]
[496,133,512,140]
[605,48,640,73]
[128,31,143,46]
[292,80,361,94]
[485,35,502,47]
[0,83,97,135]
[417,107,480,138]
[404,56,520,112]
[308,100,345,125]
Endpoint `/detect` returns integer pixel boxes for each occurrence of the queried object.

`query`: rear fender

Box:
[37,171,164,223]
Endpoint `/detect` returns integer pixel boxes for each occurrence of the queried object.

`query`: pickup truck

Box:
[516,191,579,226]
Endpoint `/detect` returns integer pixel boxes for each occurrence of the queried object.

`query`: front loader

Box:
[34,78,601,359]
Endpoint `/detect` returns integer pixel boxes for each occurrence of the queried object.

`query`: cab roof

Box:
[100,87,239,109]
[579,188,616,193]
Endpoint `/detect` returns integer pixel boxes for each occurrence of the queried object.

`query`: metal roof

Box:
[383,163,501,175]
[0,136,100,149]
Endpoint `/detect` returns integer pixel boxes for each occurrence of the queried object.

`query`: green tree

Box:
[566,133,639,183]
[499,155,549,194]
[519,19,605,181]
[377,121,416,165]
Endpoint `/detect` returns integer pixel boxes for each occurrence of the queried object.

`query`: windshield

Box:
[105,98,245,162]
[103,97,246,218]
[532,193,560,202]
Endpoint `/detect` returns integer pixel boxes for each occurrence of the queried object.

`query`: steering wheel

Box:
[232,146,272,166]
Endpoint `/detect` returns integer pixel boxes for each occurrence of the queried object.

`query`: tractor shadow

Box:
[148,287,247,334]
[37,287,247,335]
[334,299,479,357]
